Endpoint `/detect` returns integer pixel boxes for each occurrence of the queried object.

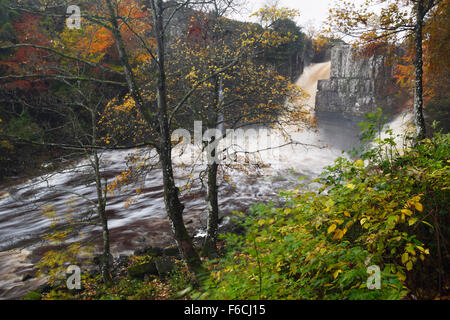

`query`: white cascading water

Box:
[0,62,412,299]
[379,112,415,149]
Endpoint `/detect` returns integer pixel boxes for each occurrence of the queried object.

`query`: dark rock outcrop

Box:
[134,246,164,257]
[155,257,175,276]
[127,262,159,279]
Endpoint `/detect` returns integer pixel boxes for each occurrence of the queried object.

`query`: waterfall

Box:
[295,62,331,112]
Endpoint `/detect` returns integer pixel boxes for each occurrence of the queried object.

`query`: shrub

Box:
[203,122,449,299]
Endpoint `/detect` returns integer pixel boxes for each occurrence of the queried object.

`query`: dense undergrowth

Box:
[200,117,449,300]
[26,254,195,300]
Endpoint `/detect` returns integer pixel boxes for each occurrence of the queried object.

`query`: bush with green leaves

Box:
[203,115,449,300]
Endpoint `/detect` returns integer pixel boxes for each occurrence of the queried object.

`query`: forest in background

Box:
[0,0,334,181]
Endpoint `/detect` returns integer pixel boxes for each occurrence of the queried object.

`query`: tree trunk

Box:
[106,0,203,277]
[105,0,153,125]
[160,148,203,274]
[94,150,112,283]
[201,158,219,258]
[201,74,223,258]
[413,0,427,141]
[90,100,112,283]
[151,0,203,276]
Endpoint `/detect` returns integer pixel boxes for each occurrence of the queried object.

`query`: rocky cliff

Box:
[315,44,402,117]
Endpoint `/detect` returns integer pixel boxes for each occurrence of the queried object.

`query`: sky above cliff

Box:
[230,0,366,32]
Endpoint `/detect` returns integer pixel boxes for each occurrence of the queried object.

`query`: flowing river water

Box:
[0,62,411,299]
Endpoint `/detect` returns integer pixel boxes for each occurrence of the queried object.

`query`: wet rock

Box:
[0,191,9,200]
[93,253,114,266]
[127,261,158,279]
[271,175,287,182]
[155,257,174,277]
[134,246,163,257]
[115,254,130,268]
[163,246,180,258]
[135,236,148,244]
[316,44,403,117]
[37,283,52,295]
[21,274,34,282]
[218,217,246,236]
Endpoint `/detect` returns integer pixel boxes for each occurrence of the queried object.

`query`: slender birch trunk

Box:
[413,0,427,141]
[151,0,203,275]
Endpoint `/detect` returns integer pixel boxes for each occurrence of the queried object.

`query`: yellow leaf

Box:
[327,224,337,234]
[416,246,425,252]
[333,229,345,240]
[401,252,409,264]
[355,159,364,168]
[406,261,413,271]
[333,269,342,279]
[397,272,406,282]
[401,209,413,216]
[414,202,423,212]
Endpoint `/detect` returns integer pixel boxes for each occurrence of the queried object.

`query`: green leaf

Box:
[401,253,409,264]
[408,218,418,226]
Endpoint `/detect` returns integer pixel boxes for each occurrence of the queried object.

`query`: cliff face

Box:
[315,45,400,117]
